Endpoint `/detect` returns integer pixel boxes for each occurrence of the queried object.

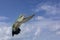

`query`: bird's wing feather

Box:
[22,14,35,23]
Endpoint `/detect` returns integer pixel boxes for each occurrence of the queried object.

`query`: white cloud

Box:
[56,31,60,35]
[33,27,41,40]
[35,27,40,36]
[46,21,60,31]
[41,5,56,14]
[32,2,60,37]
[32,2,60,21]
[34,2,60,16]
[0,22,11,40]
[35,16,45,20]
[35,15,60,32]
[0,16,9,21]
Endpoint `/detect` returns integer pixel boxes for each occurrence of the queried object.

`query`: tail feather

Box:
[12,28,21,36]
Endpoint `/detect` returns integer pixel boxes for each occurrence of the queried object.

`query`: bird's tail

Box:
[12,28,21,36]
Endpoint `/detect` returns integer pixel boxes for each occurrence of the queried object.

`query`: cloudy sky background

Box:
[0,0,60,40]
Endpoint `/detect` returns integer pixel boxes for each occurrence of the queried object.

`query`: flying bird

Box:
[12,14,35,36]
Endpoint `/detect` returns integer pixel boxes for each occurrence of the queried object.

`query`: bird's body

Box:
[12,14,35,36]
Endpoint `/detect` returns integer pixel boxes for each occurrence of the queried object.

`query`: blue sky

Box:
[0,0,60,40]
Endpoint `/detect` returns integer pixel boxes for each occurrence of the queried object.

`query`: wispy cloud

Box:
[56,31,60,35]
[0,22,11,40]
[0,16,9,21]
[32,0,60,35]
[35,16,45,21]
[33,1,60,20]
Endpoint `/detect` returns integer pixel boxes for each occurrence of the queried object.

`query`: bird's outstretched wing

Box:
[22,14,35,23]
